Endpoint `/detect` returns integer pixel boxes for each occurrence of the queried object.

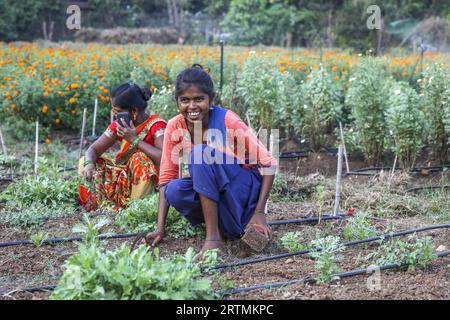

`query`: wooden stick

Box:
[34,121,39,176]
[339,122,350,173]
[390,154,397,180]
[92,98,98,137]
[0,128,7,156]
[79,108,87,160]
[110,109,114,124]
[333,144,344,217]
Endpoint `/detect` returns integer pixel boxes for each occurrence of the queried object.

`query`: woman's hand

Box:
[117,118,138,142]
[83,164,95,181]
[144,229,165,247]
[248,211,272,240]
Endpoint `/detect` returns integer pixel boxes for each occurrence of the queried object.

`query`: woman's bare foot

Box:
[201,239,224,252]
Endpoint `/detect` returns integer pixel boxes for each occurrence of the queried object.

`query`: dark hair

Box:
[175,64,215,102]
[110,82,152,112]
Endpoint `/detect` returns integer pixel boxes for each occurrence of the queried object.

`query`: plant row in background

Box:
[0,42,449,166]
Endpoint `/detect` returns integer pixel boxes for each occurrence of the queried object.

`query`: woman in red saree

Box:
[79,83,167,209]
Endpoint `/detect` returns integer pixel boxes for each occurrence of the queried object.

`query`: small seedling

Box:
[30,232,49,247]
[342,212,378,241]
[309,236,345,283]
[280,231,307,253]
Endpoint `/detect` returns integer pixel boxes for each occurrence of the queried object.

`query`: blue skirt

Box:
[164,144,262,238]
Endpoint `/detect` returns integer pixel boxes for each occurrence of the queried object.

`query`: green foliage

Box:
[366,235,438,271]
[280,231,307,253]
[115,195,204,238]
[50,245,218,300]
[313,185,327,217]
[334,125,363,157]
[345,58,393,166]
[386,81,425,171]
[342,212,378,241]
[235,56,300,131]
[419,63,450,163]
[72,214,112,245]
[309,236,345,283]
[149,86,178,121]
[301,66,343,152]
[30,232,49,247]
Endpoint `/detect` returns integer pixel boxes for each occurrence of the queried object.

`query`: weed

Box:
[280,231,307,253]
[309,236,345,283]
[30,232,49,247]
[342,212,378,241]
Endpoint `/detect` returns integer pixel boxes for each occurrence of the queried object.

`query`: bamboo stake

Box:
[333,144,344,217]
[34,121,39,176]
[390,154,397,180]
[92,98,98,137]
[79,108,87,160]
[0,128,7,156]
[110,109,114,124]
[339,122,350,173]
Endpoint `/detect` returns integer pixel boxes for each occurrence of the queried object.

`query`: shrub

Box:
[419,63,450,163]
[345,58,393,166]
[386,81,425,171]
[301,66,343,152]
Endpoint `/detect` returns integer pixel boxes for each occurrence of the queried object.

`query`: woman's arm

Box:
[83,134,116,180]
[145,185,170,246]
[135,135,164,165]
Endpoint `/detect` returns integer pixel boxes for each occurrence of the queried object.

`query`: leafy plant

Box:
[309,236,345,283]
[366,235,438,271]
[419,63,450,163]
[280,231,307,253]
[30,232,49,247]
[342,212,378,241]
[50,245,218,300]
[386,81,425,171]
[314,185,327,218]
[72,214,112,245]
[148,85,178,121]
[345,58,393,166]
[301,66,343,152]
[115,195,204,238]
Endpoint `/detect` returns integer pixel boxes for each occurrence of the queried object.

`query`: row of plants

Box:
[1,43,448,167]
[279,212,439,283]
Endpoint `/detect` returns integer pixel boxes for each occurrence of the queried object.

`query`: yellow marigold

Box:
[55,118,61,125]
[45,138,51,145]
[71,83,78,89]
[43,92,49,97]
[69,97,76,104]
[11,104,16,109]
[42,105,48,113]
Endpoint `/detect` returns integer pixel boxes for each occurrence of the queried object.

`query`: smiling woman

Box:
[144,65,278,253]
[79,82,167,210]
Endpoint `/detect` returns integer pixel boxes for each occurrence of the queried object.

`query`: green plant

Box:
[148,85,178,121]
[386,81,425,171]
[72,214,112,245]
[419,63,450,163]
[115,195,204,238]
[50,245,218,300]
[366,235,438,271]
[309,236,345,283]
[280,231,307,253]
[314,185,326,218]
[301,66,343,152]
[342,212,378,241]
[345,58,393,166]
[30,232,49,247]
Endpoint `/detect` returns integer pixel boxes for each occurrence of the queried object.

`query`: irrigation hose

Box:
[406,185,450,193]
[209,224,450,270]
[0,216,349,249]
[220,250,450,296]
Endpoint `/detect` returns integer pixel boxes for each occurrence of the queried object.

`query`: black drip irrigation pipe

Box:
[0,216,348,248]
[0,232,143,248]
[345,164,450,177]
[220,250,450,296]
[406,185,450,193]
[209,223,450,271]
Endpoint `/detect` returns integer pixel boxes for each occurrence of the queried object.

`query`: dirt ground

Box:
[0,148,449,300]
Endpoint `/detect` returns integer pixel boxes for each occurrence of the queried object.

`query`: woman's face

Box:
[177,86,211,126]
[111,99,128,120]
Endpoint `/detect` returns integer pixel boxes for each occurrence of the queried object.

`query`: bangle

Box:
[84,159,94,166]
[132,137,141,149]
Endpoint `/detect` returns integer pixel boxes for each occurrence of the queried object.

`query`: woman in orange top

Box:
[145,65,278,252]
[80,83,167,209]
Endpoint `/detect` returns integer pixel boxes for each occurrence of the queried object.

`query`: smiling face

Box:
[177,85,211,126]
